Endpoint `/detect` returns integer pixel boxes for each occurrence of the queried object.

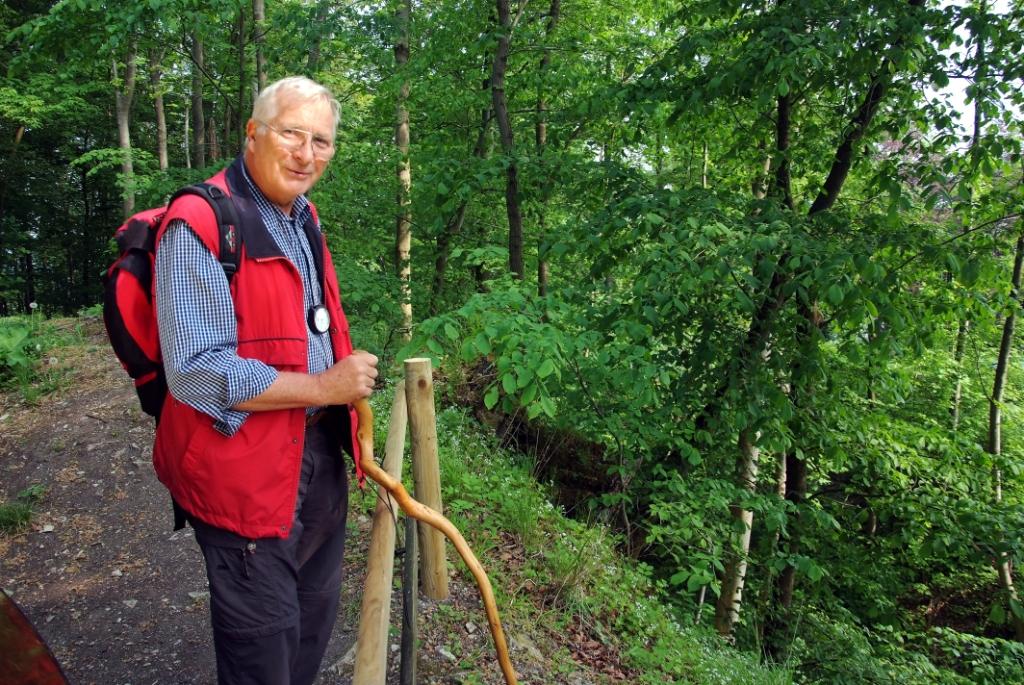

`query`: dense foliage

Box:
[3,0,1024,680]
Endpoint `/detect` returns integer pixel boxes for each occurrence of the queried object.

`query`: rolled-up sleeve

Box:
[155,219,278,436]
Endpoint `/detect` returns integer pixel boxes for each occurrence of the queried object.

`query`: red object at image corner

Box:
[0,589,68,685]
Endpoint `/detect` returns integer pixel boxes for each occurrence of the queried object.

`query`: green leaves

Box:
[827,283,844,306]
[0,324,32,381]
[401,282,566,422]
[484,384,499,410]
[792,554,827,583]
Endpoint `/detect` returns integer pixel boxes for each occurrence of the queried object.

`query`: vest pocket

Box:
[237,337,306,370]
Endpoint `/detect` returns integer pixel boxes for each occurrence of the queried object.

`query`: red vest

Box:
[152,159,362,540]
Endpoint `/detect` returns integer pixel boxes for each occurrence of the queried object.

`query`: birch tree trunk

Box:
[701,140,709,190]
[950,320,968,429]
[988,227,1024,642]
[148,49,168,171]
[715,430,760,637]
[184,104,191,169]
[394,0,413,341]
[253,0,267,92]
[113,39,138,219]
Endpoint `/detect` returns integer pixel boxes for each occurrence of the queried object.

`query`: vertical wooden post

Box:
[405,358,449,599]
[353,386,408,685]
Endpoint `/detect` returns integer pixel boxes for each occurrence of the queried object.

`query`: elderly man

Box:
[153,76,377,685]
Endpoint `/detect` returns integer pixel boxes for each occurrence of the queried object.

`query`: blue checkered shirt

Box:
[155,162,334,436]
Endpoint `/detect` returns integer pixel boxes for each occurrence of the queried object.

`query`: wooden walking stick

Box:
[353,398,519,685]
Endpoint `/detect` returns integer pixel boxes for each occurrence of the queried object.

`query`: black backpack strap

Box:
[167,183,243,282]
[299,210,327,293]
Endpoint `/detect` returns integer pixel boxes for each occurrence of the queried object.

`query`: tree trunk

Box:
[207,101,221,161]
[988,227,1024,642]
[726,15,927,633]
[776,449,808,610]
[807,0,923,215]
[22,253,35,312]
[184,104,191,169]
[253,0,267,92]
[307,4,330,74]
[774,449,787,531]
[752,142,771,200]
[0,122,26,228]
[220,102,229,160]
[491,0,524,279]
[950,319,968,429]
[237,6,247,151]
[535,0,560,297]
[148,49,168,171]
[952,1,986,430]
[696,0,926,431]
[224,103,233,159]
[191,32,206,169]
[773,94,793,209]
[701,140,709,189]
[394,0,413,341]
[714,430,760,637]
[113,39,138,219]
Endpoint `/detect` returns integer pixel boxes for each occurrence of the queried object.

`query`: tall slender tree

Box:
[113,37,138,218]
[253,0,267,92]
[491,0,525,279]
[148,48,169,171]
[535,0,560,297]
[394,0,413,339]
[988,223,1024,642]
[191,31,206,169]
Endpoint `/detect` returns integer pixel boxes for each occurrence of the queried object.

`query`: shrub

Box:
[918,626,1024,685]
[787,609,968,685]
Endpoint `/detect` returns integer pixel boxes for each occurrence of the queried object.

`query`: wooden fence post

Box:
[404,358,449,599]
[353,385,409,685]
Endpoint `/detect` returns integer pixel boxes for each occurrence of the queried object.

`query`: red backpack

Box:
[102,184,241,419]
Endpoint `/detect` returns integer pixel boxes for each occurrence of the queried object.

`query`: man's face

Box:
[245,96,335,215]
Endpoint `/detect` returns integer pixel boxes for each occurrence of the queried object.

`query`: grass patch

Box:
[0,484,47,534]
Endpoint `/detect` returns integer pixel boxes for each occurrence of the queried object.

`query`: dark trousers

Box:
[190,420,349,685]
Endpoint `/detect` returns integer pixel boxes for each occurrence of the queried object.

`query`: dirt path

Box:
[0,320,369,685]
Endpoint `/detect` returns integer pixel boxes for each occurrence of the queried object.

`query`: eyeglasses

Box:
[257,120,336,160]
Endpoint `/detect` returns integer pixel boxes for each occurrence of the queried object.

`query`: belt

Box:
[305,409,327,427]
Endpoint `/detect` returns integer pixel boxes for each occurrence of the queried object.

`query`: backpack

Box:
[102,183,241,420]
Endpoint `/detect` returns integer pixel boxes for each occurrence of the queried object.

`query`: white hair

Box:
[252,76,340,133]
